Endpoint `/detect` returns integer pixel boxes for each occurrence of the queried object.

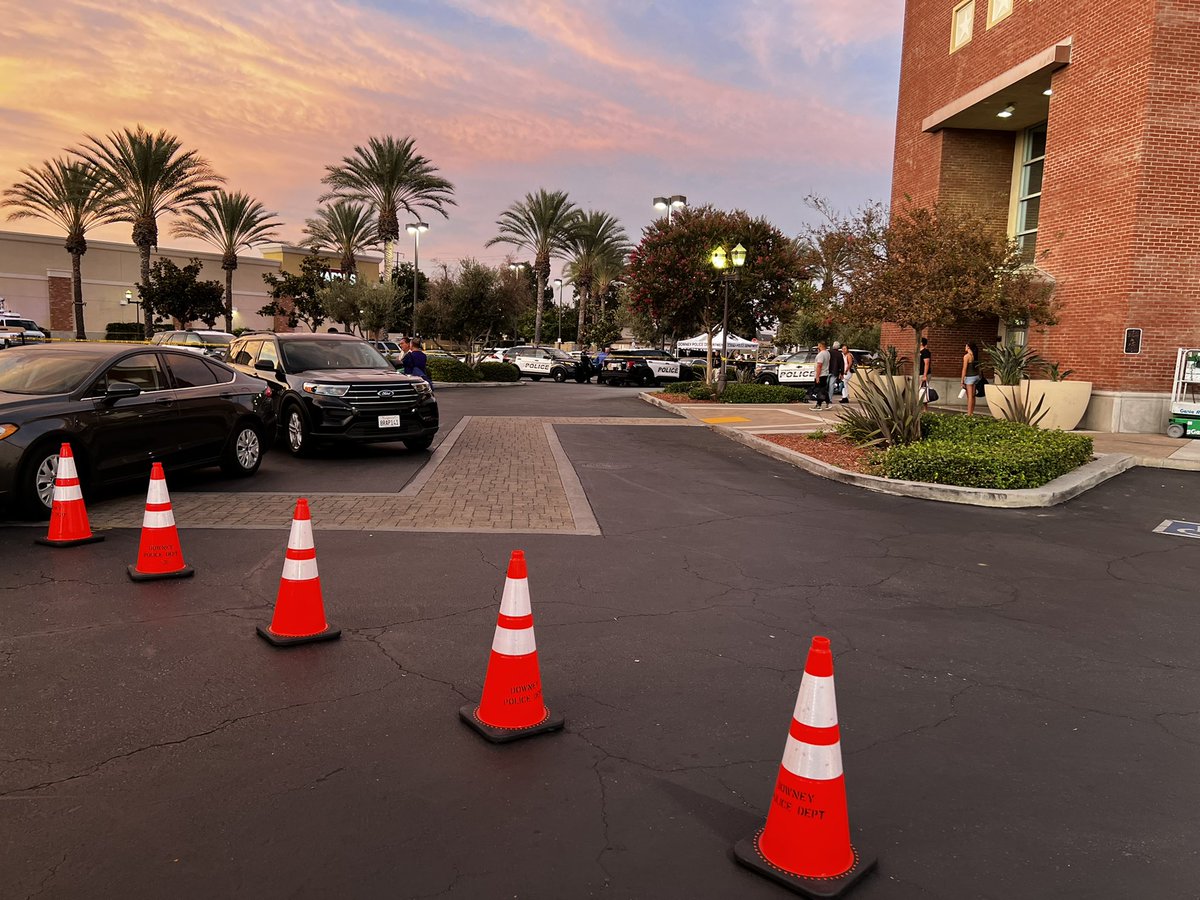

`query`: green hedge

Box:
[875,417,1093,489]
[476,361,521,382]
[426,356,479,383]
[659,380,692,394]
[719,383,808,404]
[104,322,145,341]
[688,382,716,400]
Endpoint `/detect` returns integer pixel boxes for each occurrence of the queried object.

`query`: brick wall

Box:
[881,321,999,377]
[47,275,73,332]
[892,0,1195,394]
[936,129,1015,235]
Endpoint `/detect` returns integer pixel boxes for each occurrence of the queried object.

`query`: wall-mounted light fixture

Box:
[997,103,1016,118]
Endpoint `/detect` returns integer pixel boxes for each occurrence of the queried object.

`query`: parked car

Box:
[225,331,438,455]
[0,343,274,518]
[599,349,701,387]
[755,348,873,388]
[150,329,236,360]
[484,345,578,382]
[0,313,49,347]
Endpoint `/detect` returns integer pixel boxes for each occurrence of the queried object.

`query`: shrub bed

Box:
[427,357,479,383]
[874,415,1093,489]
[687,382,716,400]
[476,361,521,382]
[659,380,692,394]
[719,383,807,404]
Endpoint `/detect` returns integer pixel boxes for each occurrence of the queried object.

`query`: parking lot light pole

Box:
[406,221,428,337]
[710,243,746,396]
[509,262,529,341]
[653,195,687,225]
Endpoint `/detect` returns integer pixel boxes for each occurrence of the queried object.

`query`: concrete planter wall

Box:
[850,370,915,401]
[985,380,1093,430]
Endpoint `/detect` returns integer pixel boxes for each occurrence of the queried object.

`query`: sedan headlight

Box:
[302,382,349,397]
[0,423,17,440]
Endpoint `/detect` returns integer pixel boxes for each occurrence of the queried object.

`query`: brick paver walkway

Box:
[82,416,691,535]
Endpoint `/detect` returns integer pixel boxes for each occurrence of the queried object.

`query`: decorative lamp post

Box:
[710,243,746,395]
[406,221,428,336]
[553,277,565,346]
[652,195,687,225]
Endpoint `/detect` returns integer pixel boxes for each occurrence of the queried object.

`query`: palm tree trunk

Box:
[225,269,234,333]
[383,238,395,282]
[71,251,86,341]
[577,287,587,348]
[534,273,546,346]
[138,243,153,339]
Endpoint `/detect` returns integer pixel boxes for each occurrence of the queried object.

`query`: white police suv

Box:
[484,346,578,382]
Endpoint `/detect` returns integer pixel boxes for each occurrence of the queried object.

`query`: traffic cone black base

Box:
[128,564,194,582]
[256,624,341,647]
[35,534,104,548]
[458,704,564,744]
[734,831,876,899]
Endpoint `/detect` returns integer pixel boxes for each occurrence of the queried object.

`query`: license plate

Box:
[378,415,401,428]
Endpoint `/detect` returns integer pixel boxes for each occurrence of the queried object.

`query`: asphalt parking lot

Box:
[3,381,1199,898]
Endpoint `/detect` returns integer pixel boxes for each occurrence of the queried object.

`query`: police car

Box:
[485,346,578,382]
[755,350,820,386]
[600,349,697,387]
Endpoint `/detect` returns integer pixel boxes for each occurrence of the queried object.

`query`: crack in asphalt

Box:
[24,850,66,900]
[0,683,398,798]
[3,604,267,641]
[355,631,473,704]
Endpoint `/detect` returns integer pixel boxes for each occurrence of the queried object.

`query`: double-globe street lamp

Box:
[710,243,746,395]
[406,221,428,337]
[653,195,687,225]
[552,277,567,346]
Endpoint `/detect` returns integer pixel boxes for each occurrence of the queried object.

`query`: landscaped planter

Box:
[985,380,1093,430]
[850,370,912,401]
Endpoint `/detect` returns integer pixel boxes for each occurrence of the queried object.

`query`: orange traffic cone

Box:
[734,636,876,898]
[128,463,194,581]
[35,443,104,547]
[460,550,564,743]
[256,498,341,647]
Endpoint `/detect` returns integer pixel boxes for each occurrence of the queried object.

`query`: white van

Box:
[0,314,48,347]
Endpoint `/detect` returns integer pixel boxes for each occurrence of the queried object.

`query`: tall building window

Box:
[951,0,975,52]
[1016,123,1046,263]
[987,0,1013,28]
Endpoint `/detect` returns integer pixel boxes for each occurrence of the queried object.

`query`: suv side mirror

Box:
[254,360,277,372]
[103,381,142,403]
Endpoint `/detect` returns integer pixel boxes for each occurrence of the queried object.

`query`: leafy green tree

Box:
[304,200,377,278]
[172,190,281,332]
[388,261,428,334]
[564,210,630,347]
[840,203,1057,378]
[1,158,122,339]
[320,136,455,281]
[260,250,330,331]
[137,258,225,328]
[486,189,579,346]
[320,279,400,338]
[422,260,529,362]
[627,205,808,368]
[75,126,223,337]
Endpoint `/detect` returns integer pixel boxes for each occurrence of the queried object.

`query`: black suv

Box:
[599,349,699,387]
[226,332,438,455]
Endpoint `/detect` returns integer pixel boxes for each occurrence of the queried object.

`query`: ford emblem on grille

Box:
[378,390,394,398]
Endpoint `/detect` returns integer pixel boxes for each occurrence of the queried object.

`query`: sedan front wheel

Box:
[17,443,61,520]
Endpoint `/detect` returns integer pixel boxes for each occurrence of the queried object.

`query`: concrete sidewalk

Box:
[644,394,1200,470]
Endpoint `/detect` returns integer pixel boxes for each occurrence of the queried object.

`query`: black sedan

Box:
[0,344,275,518]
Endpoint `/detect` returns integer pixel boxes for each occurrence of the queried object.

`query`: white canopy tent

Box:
[675,330,758,351]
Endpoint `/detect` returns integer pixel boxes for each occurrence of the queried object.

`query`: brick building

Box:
[886,0,1199,431]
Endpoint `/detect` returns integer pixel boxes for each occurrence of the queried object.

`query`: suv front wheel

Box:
[283,403,311,456]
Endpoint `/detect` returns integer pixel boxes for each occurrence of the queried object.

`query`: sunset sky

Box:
[0,0,904,277]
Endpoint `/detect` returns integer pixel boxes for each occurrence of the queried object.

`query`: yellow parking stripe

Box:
[700,416,751,424]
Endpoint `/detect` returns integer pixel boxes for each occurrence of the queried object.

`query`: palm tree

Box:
[1,159,122,339]
[486,189,580,346]
[564,210,630,347]
[320,136,455,282]
[303,201,377,279]
[172,190,282,332]
[75,125,223,337]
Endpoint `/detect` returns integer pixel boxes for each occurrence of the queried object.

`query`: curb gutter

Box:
[432,381,525,389]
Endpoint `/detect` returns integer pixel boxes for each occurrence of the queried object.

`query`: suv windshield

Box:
[199,333,232,346]
[280,339,390,372]
[0,351,104,394]
[546,349,573,360]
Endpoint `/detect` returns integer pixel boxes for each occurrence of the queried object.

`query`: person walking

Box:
[828,341,845,410]
[840,344,854,403]
[961,341,980,415]
[812,340,831,410]
[919,336,932,410]
[404,338,430,386]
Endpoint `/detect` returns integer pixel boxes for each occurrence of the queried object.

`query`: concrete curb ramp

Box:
[711,424,1137,508]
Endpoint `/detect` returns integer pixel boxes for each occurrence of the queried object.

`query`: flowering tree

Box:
[626,206,808,371]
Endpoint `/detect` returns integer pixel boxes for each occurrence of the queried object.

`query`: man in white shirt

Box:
[813,341,831,410]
